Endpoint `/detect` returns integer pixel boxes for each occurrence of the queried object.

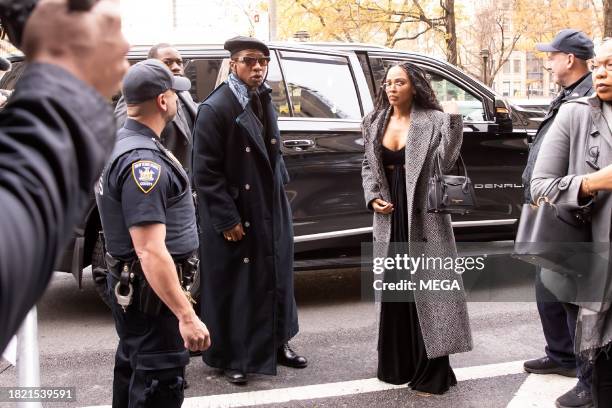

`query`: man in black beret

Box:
[192,36,306,385]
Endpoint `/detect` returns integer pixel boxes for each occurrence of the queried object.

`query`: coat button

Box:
[243,257,250,264]
[245,184,250,190]
[245,146,251,153]
[244,221,250,228]
[271,139,277,145]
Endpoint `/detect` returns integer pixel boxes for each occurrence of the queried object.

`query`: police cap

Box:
[536,29,594,61]
[123,59,191,105]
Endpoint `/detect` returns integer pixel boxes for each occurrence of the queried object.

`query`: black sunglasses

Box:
[233,56,271,67]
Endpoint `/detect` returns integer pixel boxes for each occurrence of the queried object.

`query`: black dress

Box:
[377,145,457,394]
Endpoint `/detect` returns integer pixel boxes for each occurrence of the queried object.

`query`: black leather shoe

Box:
[277,343,307,368]
[224,369,247,385]
[556,383,593,408]
[524,356,577,377]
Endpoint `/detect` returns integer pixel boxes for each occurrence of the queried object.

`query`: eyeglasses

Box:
[591,60,612,72]
[233,56,271,67]
[383,80,408,89]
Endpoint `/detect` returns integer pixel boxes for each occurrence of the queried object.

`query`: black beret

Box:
[224,36,270,57]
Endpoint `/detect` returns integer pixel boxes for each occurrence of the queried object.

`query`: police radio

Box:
[0,0,96,48]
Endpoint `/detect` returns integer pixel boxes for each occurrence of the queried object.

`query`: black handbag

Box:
[513,179,602,305]
[427,153,477,215]
[514,178,592,261]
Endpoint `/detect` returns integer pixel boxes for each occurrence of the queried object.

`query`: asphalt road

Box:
[0,264,562,408]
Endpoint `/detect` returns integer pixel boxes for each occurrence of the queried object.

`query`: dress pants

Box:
[536,271,592,388]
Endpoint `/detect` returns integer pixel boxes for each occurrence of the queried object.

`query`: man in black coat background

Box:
[114,43,197,172]
[192,36,306,385]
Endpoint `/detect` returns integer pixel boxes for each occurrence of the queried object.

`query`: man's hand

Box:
[179,312,211,352]
[223,223,245,242]
[22,0,129,98]
[372,198,394,214]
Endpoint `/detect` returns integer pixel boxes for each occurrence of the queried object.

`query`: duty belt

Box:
[105,252,199,314]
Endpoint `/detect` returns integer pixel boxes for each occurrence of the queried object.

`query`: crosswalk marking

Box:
[83,360,527,408]
[507,373,576,408]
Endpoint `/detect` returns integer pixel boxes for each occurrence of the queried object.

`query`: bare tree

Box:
[460,0,525,86]
[605,0,612,38]
[283,0,458,62]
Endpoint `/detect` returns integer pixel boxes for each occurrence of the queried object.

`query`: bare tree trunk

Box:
[444,0,457,65]
[269,0,277,41]
[605,0,612,38]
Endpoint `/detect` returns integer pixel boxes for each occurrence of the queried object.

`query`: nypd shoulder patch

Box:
[131,160,162,194]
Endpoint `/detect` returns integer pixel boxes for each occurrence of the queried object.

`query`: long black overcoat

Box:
[192,82,298,375]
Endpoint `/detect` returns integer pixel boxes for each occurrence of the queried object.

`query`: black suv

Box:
[0,43,544,286]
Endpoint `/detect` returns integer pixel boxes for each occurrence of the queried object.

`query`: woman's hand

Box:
[580,164,612,197]
[372,198,394,214]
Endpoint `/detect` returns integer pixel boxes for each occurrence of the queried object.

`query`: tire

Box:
[91,233,113,309]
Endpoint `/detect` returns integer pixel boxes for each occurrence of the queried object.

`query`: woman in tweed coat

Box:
[361,62,472,394]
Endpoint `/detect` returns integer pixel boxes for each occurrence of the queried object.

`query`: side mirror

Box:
[494,98,513,133]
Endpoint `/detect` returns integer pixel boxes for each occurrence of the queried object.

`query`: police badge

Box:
[132,160,162,193]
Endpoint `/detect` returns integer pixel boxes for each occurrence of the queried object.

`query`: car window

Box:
[356,52,376,100]
[212,52,290,117]
[183,58,223,102]
[279,51,361,119]
[371,57,486,122]
[429,73,486,122]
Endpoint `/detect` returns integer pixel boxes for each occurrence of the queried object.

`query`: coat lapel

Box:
[405,106,435,187]
[589,96,612,150]
[367,108,392,201]
[173,103,191,145]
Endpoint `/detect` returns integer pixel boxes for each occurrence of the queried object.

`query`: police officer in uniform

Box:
[96,59,210,408]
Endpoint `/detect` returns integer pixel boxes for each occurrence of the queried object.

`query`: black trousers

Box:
[108,274,189,408]
[536,272,592,387]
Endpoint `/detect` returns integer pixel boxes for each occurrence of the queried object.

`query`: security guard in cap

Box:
[521,29,594,408]
[96,59,210,408]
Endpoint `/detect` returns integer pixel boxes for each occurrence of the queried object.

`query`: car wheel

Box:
[92,233,112,309]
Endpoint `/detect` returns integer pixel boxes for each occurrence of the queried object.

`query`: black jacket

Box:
[0,63,115,351]
[192,82,297,375]
[522,74,593,203]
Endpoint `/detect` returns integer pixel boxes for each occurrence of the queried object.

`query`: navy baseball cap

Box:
[123,59,191,104]
[536,29,594,60]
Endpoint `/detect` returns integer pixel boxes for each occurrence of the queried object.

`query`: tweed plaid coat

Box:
[361,105,473,358]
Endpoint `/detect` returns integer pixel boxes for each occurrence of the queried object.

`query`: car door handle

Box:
[283,139,316,150]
